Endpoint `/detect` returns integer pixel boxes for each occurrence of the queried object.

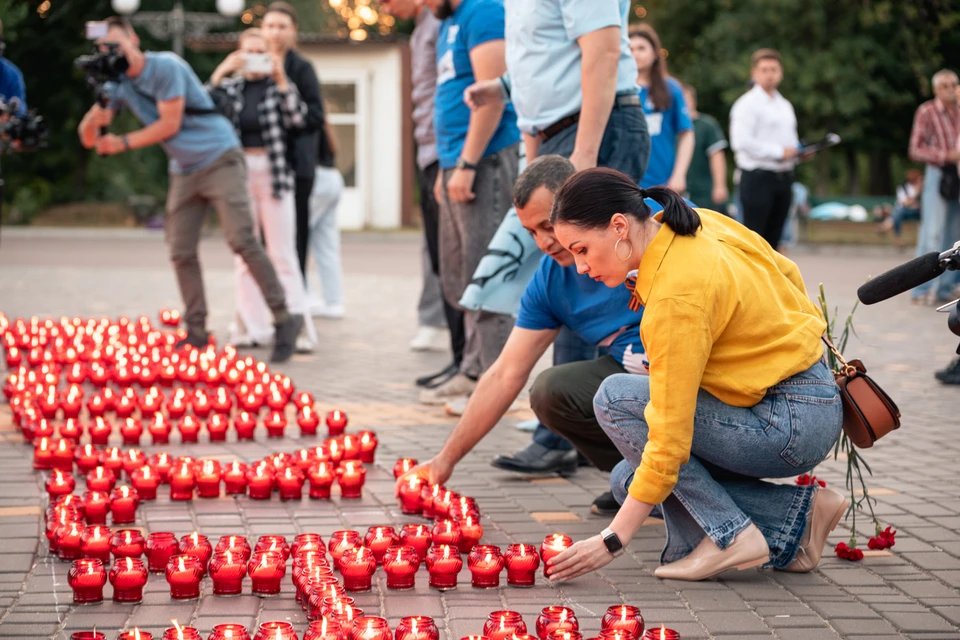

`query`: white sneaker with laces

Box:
[409,326,449,352]
[310,300,346,319]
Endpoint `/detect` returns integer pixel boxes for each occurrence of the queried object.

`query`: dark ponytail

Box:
[550,168,701,237]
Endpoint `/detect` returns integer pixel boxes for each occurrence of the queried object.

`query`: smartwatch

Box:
[456,157,479,172]
[601,528,624,557]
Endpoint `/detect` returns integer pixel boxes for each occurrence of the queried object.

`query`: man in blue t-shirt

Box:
[77,17,303,363]
[418,0,522,408]
[0,19,26,115]
[397,156,644,512]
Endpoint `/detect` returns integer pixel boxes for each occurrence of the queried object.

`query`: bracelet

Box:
[122,134,131,151]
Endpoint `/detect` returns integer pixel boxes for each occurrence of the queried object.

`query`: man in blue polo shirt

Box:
[397,156,644,498]
[418,0,522,408]
[0,19,25,115]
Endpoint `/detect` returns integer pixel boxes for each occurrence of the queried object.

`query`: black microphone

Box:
[857,252,945,305]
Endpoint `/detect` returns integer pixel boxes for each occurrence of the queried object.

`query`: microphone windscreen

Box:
[857,252,944,305]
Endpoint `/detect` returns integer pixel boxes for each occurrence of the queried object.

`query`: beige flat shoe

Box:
[654,524,769,581]
[781,487,849,573]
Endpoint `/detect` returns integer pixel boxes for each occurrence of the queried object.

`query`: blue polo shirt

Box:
[435,0,520,169]
[107,52,239,175]
[516,255,645,370]
[505,0,637,135]
[638,78,692,188]
[0,57,26,115]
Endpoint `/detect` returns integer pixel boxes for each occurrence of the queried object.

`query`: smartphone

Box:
[85,21,109,40]
[245,53,273,75]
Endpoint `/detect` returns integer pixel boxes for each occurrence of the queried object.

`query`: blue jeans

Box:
[598,358,842,568]
[308,166,346,306]
[891,204,921,237]
[913,165,960,300]
[533,327,599,451]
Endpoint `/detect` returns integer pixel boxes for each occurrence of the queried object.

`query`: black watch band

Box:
[456,157,479,171]
[601,527,624,557]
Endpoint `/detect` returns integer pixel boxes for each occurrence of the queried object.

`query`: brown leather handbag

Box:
[822,336,901,448]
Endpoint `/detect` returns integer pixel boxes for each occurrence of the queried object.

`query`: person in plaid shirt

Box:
[209,28,317,351]
[908,68,960,305]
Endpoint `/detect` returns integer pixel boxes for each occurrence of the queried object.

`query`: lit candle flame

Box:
[134,628,141,640]
[126,557,133,570]
[178,557,186,572]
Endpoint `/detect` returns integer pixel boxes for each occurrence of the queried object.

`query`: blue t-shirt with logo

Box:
[638,77,692,188]
[516,255,645,370]
[107,52,239,175]
[435,0,520,169]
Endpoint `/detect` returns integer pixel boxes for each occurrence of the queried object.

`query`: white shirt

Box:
[729,84,799,172]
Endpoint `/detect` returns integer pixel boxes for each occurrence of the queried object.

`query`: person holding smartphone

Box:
[208,28,317,352]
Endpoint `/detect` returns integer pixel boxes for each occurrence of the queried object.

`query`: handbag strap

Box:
[821,335,858,377]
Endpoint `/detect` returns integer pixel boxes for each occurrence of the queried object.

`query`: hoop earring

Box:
[615,237,633,262]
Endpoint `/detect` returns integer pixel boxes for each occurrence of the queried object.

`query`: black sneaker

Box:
[174,330,209,350]
[270,314,304,363]
[935,358,960,385]
[491,442,579,477]
[590,491,620,516]
[416,362,459,388]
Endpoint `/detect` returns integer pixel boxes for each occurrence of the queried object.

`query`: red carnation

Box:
[834,542,864,561]
[796,474,827,488]
[868,526,897,550]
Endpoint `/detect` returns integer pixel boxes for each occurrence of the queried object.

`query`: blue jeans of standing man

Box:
[532,327,599,452]
[913,164,960,301]
[599,358,842,568]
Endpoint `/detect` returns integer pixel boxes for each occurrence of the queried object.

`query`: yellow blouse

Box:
[628,209,826,505]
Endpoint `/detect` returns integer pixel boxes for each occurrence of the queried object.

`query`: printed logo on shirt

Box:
[447,25,460,44]
[645,112,663,137]
[437,49,455,85]
[622,344,649,376]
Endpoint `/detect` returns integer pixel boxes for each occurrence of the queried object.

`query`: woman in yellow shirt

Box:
[545,168,847,581]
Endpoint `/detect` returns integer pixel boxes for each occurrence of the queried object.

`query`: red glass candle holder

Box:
[600,631,637,640]
[432,489,459,518]
[505,543,540,587]
[71,632,107,640]
[307,461,335,499]
[163,625,201,640]
[395,617,439,640]
[80,525,113,563]
[382,545,419,590]
[111,528,146,559]
[601,606,644,638]
[297,406,320,436]
[110,486,140,525]
[120,449,148,478]
[399,524,432,562]
[246,466,274,500]
[393,458,417,479]
[341,434,360,461]
[425,544,462,591]
[277,466,306,500]
[255,622,297,640]
[547,633,582,640]
[431,520,462,549]
[170,463,196,501]
[638,627,677,640]
[178,416,201,443]
[483,612,527,640]
[195,459,222,498]
[74,444,101,473]
[540,534,573,578]
[216,535,252,562]
[109,557,148,603]
[349,617,390,640]
[52,438,76,472]
[292,533,325,558]
[398,476,424,515]
[57,521,87,560]
[46,470,76,499]
[223,461,248,495]
[458,515,483,554]
[248,550,286,596]
[47,508,76,552]
[148,414,172,445]
[304,618,340,640]
[325,410,348,436]
[364,526,398,564]
[68,558,107,604]
[165,554,204,599]
[255,535,290,561]
[148,452,174,482]
[33,436,55,470]
[536,607,579,640]
[356,431,377,464]
[88,417,112,446]
[306,577,343,620]
[179,533,213,574]
[468,545,504,588]
[117,628,152,640]
[86,466,117,493]
[339,546,377,592]
[146,532,179,573]
[131,465,161,500]
[328,530,362,571]
[82,490,110,525]
[205,414,228,442]
[336,461,365,499]
[120,417,143,446]
[209,549,247,596]
[209,624,251,640]
[234,411,257,441]
[59,417,83,442]
[263,410,287,438]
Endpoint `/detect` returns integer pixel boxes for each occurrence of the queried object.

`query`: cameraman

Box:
[0,19,26,114]
[77,16,304,363]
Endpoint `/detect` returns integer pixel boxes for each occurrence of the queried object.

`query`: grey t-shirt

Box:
[108,51,239,174]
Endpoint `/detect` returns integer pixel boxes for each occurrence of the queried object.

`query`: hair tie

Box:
[638,188,648,199]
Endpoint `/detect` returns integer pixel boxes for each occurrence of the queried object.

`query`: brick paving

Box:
[0,228,958,640]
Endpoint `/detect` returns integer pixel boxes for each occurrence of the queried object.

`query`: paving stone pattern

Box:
[0,229,958,639]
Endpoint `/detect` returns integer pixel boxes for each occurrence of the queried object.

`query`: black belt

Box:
[537,93,641,143]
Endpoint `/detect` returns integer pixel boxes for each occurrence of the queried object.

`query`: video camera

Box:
[0,98,46,154]
[858,240,960,352]
[74,43,129,89]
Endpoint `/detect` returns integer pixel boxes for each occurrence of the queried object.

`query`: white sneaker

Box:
[445,395,520,417]
[515,418,539,432]
[419,373,476,405]
[310,300,346,319]
[227,321,263,348]
[295,335,315,354]
[409,326,449,352]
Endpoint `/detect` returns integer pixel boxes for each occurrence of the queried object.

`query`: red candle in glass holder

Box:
[111,528,146,559]
[547,633,582,640]
[109,556,148,603]
[119,417,143,446]
[341,434,360,461]
[536,607,579,640]
[255,535,290,561]
[540,534,573,577]
[209,624,251,640]
[393,458,417,479]
[82,490,110,525]
[74,444,100,473]
[328,530,362,571]
[325,410,348,436]
[337,461,365,499]
[291,533,324,559]
[87,394,107,418]
[339,546,377,592]
[483,612,527,640]
[246,465,274,500]
[59,417,83,442]
[46,469,76,499]
[88,417,112,446]
[223,461,248,495]
[211,387,233,415]
[131,465,160,500]
[209,549,247,596]
[353,431,377,463]
[164,623,201,640]
[170,462,196,501]
[397,476,423,515]
[178,415,201,443]
[599,631,636,640]
[399,524,432,562]
[216,535,252,562]
[601,606,644,638]
[468,545,504,588]
[304,618,340,640]
[52,438,76,472]
[62,396,83,421]
[349,617,391,640]
[148,451,174,482]
[110,486,140,524]
[101,447,124,476]
[68,558,107,604]
[195,459,222,498]
[307,461,335,499]
[116,394,136,419]
[263,410,287,438]
[640,628,678,640]
[364,526,398,564]
[382,545,419,590]
[118,628,152,640]
[207,414,229,441]
[248,550,286,596]
[265,388,287,412]
[277,466,305,500]
[425,544,462,591]
[140,389,163,414]
[306,577,342,619]
[80,524,112,563]
[33,436,55,470]
[179,533,212,573]
[324,439,344,466]
[57,520,87,560]
[458,515,483,553]
[166,395,188,420]
[148,414,172,445]
[297,406,320,436]
[431,520,462,549]
[166,554,203,599]
[121,449,148,478]
[192,391,212,418]
[146,532,178,573]
[255,621,297,640]
[395,617,439,640]
[505,543,540,587]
